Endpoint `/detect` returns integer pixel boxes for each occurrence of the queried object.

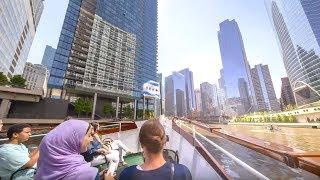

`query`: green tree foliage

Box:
[74,98,92,117]
[123,105,133,119]
[103,103,116,118]
[10,75,26,88]
[0,72,9,86]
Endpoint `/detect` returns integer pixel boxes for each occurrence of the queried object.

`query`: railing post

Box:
[192,125,196,139]
[117,122,121,139]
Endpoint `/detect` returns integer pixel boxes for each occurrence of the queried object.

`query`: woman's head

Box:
[81,123,94,153]
[7,124,31,142]
[35,120,97,179]
[90,122,100,133]
[139,119,166,154]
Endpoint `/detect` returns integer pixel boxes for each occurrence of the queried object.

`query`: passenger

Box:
[91,122,131,163]
[0,124,38,180]
[119,120,192,180]
[82,122,120,176]
[35,120,113,180]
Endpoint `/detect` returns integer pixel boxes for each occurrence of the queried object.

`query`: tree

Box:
[123,105,133,119]
[103,103,116,118]
[83,98,92,117]
[74,98,92,117]
[288,115,297,123]
[74,98,86,117]
[10,75,26,88]
[0,72,9,86]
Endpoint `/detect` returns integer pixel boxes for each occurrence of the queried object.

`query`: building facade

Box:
[41,45,56,72]
[164,72,187,117]
[0,0,44,76]
[48,0,158,100]
[266,0,320,106]
[200,82,214,116]
[195,89,202,111]
[23,62,49,96]
[218,19,256,113]
[280,77,296,110]
[251,64,280,111]
[178,68,195,114]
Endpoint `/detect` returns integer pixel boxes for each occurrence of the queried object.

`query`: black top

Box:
[119,162,192,180]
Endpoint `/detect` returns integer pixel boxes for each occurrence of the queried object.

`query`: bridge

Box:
[0,86,43,118]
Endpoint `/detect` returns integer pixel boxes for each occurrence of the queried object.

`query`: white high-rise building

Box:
[0,0,44,76]
[23,62,49,96]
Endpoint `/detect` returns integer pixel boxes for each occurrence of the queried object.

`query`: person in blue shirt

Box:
[119,120,192,180]
[0,124,39,180]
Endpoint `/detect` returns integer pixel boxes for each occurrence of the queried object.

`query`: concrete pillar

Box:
[120,102,123,118]
[143,96,145,120]
[154,98,157,117]
[116,97,120,119]
[134,99,137,120]
[61,89,67,100]
[0,99,11,118]
[91,93,97,120]
[146,99,149,111]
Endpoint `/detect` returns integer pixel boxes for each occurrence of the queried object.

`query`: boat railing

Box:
[176,120,270,180]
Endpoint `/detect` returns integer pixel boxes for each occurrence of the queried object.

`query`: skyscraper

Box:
[218,19,256,113]
[0,0,44,77]
[194,89,202,111]
[280,77,296,110]
[178,68,195,114]
[165,72,187,117]
[48,0,158,100]
[200,82,214,116]
[251,64,280,111]
[266,0,320,106]
[41,45,56,72]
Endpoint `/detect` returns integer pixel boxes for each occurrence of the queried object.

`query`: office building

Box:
[218,19,256,113]
[165,72,187,117]
[41,45,56,72]
[280,77,296,110]
[200,82,214,116]
[23,62,49,96]
[0,0,44,76]
[195,89,202,111]
[266,0,320,106]
[251,64,280,111]
[178,68,195,114]
[48,0,158,101]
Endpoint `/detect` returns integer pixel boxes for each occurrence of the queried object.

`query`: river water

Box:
[220,125,320,151]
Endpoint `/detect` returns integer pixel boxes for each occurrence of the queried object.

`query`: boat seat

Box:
[10,167,36,180]
[163,149,179,164]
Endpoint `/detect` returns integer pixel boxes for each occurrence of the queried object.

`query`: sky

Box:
[28,0,286,98]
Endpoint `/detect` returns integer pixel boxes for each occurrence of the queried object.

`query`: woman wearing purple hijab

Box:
[35,119,99,180]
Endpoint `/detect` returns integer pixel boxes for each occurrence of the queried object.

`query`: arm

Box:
[94,133,104,146]
[21,149,39,168]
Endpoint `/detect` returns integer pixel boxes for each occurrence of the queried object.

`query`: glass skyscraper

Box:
[0,0,44,77]
[218,19,256,113]
[266,0,320,106]
[41,45,56,72]
[48,0,158,100]
[165,72,187,117]
[178,68,195,114]
[251,64,280,111]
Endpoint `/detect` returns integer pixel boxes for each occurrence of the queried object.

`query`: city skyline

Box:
[28,0,286,98]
